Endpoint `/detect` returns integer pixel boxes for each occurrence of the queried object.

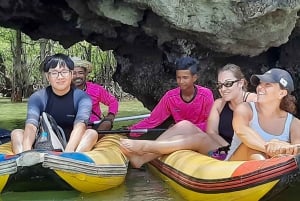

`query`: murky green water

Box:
[0,166,184,201]
[0,147,299,201]
[1,165,299,201]
[0,114,184,200]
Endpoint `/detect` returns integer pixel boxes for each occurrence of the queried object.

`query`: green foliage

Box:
[66,42,116,84]
[0,27,14,75]
[0,27,119,98]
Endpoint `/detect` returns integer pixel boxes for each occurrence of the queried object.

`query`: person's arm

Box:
[290,118,300,144]
[277,117,300,155]
[65,90,92,152]
[263,117,300,156]
[232,103,267,152]
[253,116,300,157]
[206,99,228,146]
[96,85,118,130]
[198,89,214,131]
[97,85,119,116]
[130,94,171,130]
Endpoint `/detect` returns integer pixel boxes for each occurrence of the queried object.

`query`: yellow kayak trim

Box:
[55,171,125,193]
[149,164,278,201]
[0,175,9,193]
[148,150,300,201]
[0,134,128,193]
[53,134,128,192]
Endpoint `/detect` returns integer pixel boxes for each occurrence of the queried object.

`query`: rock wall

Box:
[0,0,300,113]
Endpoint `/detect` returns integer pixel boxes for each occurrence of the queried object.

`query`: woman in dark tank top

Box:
[218,91,252,144]
[119,64,257,168]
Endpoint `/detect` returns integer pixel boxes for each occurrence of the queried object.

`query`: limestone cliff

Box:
[0,0,300,112]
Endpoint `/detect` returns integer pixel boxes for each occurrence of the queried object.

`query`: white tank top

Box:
[226,102,293,160]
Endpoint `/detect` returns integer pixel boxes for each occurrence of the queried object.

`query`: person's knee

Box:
[175,121,203,135]
[11,129,24,140]
[83,129,98,141]
[177,120,192,125]
[174,120,195,130]
[249,154,266,160]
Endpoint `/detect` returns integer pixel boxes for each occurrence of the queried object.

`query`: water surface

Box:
[0,166,184,201]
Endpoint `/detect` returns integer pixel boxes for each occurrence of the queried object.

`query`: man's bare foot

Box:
[119,145,145,168]
[120,139,149,155]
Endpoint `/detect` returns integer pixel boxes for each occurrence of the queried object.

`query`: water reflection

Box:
[0,160,300,201]
[123,167,182,201]
[0,166,184,201]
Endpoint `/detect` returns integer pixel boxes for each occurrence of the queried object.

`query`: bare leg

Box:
[120,145,159,168]
[76,129,98,152]
[155,120,202,141]
[121,120,220,155]
[121,120,201,154]
[121,132,219,155]
[120,120,222,167]
[11,129,24,154]
[249,154,266,160]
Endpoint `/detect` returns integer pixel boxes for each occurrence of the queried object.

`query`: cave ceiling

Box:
[1,0,300,111]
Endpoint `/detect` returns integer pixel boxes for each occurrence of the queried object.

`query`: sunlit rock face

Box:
[0,0,300,113]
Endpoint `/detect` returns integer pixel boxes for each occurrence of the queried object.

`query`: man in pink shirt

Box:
[71,57,119,131]
[130,56,214,137]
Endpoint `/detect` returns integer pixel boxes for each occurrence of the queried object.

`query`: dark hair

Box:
[279,87,297,114]
[175,56,199,75]
[218,64,248,91]
[43,53,74,72]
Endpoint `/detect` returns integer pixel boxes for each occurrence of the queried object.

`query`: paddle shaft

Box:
[97,128,167,134]
[89,114,150,126]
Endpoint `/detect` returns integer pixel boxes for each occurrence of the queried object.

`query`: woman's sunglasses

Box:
[216,80,240,89]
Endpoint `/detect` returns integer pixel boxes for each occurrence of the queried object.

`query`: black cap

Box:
[250,68,294,93]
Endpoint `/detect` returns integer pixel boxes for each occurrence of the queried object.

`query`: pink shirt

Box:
[130,85,214,131]
[85,82,119,122]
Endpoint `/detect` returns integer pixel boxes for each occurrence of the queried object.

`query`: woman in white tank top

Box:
[227,68,300,161]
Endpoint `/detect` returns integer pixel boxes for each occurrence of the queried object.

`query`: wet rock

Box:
[0,0,300,113]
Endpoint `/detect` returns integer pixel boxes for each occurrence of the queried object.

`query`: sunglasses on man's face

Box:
[216,80,240,89]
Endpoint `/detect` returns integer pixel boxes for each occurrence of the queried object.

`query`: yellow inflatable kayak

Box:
[148,150,300,201]
[0,134,128,193]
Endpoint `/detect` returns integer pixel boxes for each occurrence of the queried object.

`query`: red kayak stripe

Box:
[150,156,298,193]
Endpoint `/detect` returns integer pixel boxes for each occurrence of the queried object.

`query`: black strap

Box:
[243,92,250,102]
[217,145,230,154]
